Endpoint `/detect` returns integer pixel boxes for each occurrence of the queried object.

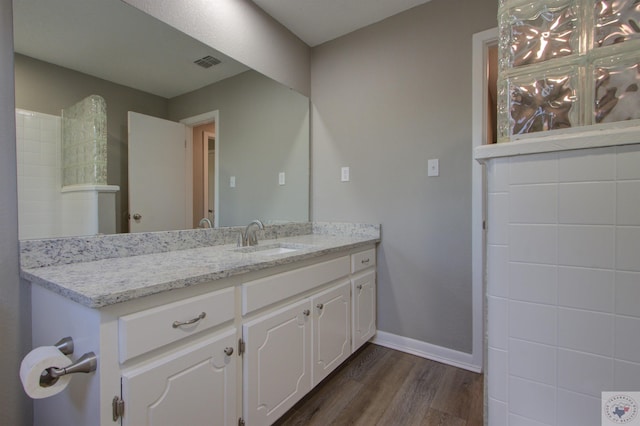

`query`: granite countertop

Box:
[21,231,379,308]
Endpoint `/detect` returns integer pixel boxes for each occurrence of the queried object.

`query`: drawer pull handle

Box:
[356,285,363,290]
[316,303,324,310]
[172,312,206,328]
[303,309,310,317]
[224,347,234,356]
[361,258,370,264]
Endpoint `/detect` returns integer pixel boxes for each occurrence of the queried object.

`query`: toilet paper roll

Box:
[20,346,73,399]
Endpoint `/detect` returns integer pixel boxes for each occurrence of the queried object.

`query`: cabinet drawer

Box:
[242,256,350,315]
[119,287,235,363]
[351,248,375,273]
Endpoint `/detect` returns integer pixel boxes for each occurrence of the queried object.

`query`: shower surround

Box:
[16,95,118,240]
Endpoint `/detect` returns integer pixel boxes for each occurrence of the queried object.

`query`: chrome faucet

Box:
[240,219,264,246]
[198,218,213,228]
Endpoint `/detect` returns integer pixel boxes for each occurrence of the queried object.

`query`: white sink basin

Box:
[232,242,310,256]
[253,246,298,256]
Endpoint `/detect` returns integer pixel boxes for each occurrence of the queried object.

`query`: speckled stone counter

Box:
[20,223,380,308]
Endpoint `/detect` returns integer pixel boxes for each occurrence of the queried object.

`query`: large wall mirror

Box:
[13,0,309,240]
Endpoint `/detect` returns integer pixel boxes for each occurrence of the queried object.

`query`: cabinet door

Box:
[352,270,376,352]
[121,328,237,426]
[312,280,351,386]
[243,298,312,426]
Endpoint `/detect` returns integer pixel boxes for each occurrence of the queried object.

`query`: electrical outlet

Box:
[279,172,285,185]
[230,176,236,187]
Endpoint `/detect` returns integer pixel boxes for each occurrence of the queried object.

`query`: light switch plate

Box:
[428,159,439,177]
[278,172,285,185]
[230,176,236,187]
[341,167,350,182]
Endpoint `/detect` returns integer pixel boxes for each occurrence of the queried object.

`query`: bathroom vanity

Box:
[21,223,379,426]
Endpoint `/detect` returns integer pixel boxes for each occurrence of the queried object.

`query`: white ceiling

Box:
[13,0,431,98]
[13,0,249,98]
[252,0,432,46]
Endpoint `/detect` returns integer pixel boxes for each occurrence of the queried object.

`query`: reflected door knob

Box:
[132,213,142,220]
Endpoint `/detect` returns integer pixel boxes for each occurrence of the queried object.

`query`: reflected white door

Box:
[128,112,191,232]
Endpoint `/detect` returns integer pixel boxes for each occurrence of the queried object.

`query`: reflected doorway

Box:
[191,123,214,227]
[205,132,215,226]
[181,110,220,228]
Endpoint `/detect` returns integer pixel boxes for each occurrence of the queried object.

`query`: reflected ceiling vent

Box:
[194,55,221,69]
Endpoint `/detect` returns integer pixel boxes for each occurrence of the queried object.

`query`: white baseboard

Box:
[372,330,482,373]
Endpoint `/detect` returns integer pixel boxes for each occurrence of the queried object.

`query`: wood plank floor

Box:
[274,343,483,426]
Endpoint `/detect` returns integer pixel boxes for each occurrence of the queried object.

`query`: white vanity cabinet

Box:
[29,244,377,426]
[241,255,352,426]
[242,279,352,426]
[351,249,377,352]
[311,280,351,386]
[243,298,312,426]
[118,288,237,426]
[121,329,237,426]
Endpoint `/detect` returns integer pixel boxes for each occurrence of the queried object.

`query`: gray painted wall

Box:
[169,70,309,227]
[123,0,311,97]
[14,54,169,233]
[310,0,498,353]
[0,1,32,425]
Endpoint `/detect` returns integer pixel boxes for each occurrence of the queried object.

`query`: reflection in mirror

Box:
[13,0,309,239]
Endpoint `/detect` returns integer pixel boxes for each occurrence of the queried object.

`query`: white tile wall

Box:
[616,181,640,225]
[615,316,640,363]
[509,153,558,184]
[509,338,556,385]
[558,182,615,224]
[557,349,613,397]
[489,348,508,401]
[488,245,509,298]
[509,224,557,264]
[509,184,557,224]
[508,414,553,426]
[558,225,615,269]
[557,308,613,356]
[616,227,640,272]
[489,398,508,426]
[557,147,615,182]
[509,376,556,425]
[488,193,509,245]
[489,296,509,350]
[509,263,557,304]
[614,359,640,390]
[509,301,557,346]
[15,109,62,240]
[485,143,640,426]
[615,271,640,317]
[556,389,601,426]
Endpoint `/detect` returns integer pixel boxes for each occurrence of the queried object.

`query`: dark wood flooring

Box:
[274,343,484,426]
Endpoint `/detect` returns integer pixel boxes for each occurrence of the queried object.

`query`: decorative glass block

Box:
[593,52,640,123]
[504,66,580,138]
[500,0,580,70]
[61,95,107,186]
[595,0,640,47]
[497,78,511,142]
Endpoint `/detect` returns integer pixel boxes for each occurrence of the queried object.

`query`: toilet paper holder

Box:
[40,337,97,388]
